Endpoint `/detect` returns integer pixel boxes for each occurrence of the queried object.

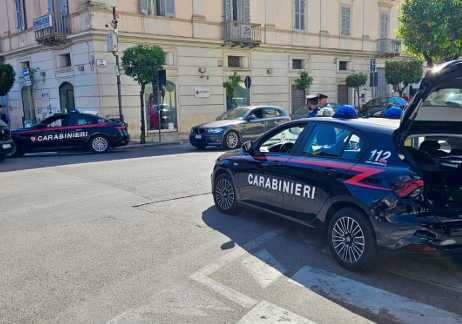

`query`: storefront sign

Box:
[33,14,53,32]
[194,88,210,98]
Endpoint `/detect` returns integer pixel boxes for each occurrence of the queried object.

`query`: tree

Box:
[399,0,462,66]
[224,73,242,110]
[346,73,368,108]
[122,44,165,143]
[294,71,314,102]
[0,64,15,96]
[385,60,423,96]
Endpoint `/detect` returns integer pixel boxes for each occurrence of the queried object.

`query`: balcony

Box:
[224,21,261,48]
[34,12,71,46]
[377,38,401,56]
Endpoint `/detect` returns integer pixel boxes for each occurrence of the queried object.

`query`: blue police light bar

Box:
[383,106,403,119]
[333,105,358,119]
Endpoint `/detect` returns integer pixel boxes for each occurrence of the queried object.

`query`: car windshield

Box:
[217,108,250,120]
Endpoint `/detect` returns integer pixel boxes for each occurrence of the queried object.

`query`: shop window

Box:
[226,81,250,111]
[146,80,178,131]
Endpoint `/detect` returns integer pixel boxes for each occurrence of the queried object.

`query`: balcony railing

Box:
[34,12,71,46]
[224,21,261,47]
[377,38,401,56]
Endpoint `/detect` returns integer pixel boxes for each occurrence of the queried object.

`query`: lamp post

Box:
[110,6,124,122]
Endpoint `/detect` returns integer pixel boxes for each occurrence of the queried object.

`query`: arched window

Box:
[21,86,36,127]
[59,82,75,113]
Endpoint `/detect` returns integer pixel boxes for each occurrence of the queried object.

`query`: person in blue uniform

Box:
[306,94,319,118]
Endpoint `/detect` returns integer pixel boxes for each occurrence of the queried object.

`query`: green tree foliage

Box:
[224,73,242,109]
[294,71,314,100]
[346,73,368,107]
[0,64,16,96]
[385,60,423,96]
[399,0,462,66]
[122,44,165,143]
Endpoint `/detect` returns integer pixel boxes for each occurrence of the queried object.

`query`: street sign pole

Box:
[111,6,124,123]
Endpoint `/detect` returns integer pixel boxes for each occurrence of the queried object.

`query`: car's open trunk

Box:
[406,136,462,217]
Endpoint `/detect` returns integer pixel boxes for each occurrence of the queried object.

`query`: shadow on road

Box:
[0,144,226,172]
[201,205,462,322]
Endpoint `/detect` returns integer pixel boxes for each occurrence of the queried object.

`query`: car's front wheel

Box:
[327,208,376,271]
[213,173,240,214]
[90,135,110,153]
[223,131,240,150]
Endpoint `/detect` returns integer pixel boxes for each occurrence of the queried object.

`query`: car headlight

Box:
[207,128,225,134]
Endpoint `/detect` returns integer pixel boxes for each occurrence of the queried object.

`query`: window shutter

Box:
[48,0,55,12]
[239,0,250,23]
[139,0,149,15]
[165,0,176,17]
[224,0,233,21]
[60,0,69,15]
[380,13,390,39]
[157,0,166,16]
[300,0,305,30]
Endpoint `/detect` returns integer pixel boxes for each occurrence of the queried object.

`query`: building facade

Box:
[0,0,401,138]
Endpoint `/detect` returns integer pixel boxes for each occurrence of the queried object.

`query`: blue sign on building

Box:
[33,14,53,32]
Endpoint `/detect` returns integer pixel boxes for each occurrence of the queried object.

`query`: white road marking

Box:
[237,301,317,324]
[190,230,282,308]
[242,249,287,288]
[292,265,462,324]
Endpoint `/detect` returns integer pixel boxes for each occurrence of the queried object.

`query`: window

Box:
[259,125,306,154]
[69,114,101,126]
[339,61,349,71]
[140,0,175,17]
[263,108,282,119]
[228,56,242,68]
[249,108,264,119]
[418,86,462,123]
[293,0,306,31]
[57,53,72,68]
[41,115,69,128]
[340,6,351,36]
[342,133,363,160]
[380,12,390,39]
[303,123,358,158]
[292,59,304,70]
[15,0,27,32]
[225,0,250,23]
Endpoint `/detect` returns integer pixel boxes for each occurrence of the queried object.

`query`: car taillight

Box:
[393,179,424,198]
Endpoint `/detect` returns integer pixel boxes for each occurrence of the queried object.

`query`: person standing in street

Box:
[0,105,9,125]
[306,94,320,118]
[317,93,335,117]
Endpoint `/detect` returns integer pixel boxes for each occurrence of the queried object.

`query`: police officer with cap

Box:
[306,94,319,118]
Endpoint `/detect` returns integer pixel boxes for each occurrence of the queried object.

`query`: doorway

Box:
[21,86,36,127]
[337,84,350,104]
[59,82,75,113]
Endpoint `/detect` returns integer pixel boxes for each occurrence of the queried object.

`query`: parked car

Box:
[211,60,462,271]
[0,120,14,161]
[190,106,290,150]
[11,111,129,156]
[361,96,408,117]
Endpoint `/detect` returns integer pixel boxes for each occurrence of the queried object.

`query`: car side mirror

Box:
[242,140,255,155]
[247,115,257,122]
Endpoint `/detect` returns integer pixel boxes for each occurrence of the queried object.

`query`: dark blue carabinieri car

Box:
[11,111,129,156]
[211,60,462,271]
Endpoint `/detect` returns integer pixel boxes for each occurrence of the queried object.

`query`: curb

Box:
[120,140,189,150]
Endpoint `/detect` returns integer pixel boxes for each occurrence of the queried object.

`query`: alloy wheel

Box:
[215,177,236,211]
[92,136,109,153]
[225,132,239,149]
[331,216,366,264]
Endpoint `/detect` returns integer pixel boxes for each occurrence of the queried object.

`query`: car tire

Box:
[327,208,377,271]
[223,131,240,150]
[213,173,240,214]
[89,135,110,153]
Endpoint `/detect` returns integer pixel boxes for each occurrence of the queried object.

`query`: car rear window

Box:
[417,84,462,123]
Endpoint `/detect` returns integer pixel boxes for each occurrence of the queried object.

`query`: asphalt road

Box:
[1,145,462,324]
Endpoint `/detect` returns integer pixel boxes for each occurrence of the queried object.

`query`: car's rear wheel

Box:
[90,135,110,153]
[223,131,240,150]
[213,173,240,214]
[327,208,376,271]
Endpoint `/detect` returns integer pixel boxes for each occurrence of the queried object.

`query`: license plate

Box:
[195,135,202,139]
[2,143,11,149]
